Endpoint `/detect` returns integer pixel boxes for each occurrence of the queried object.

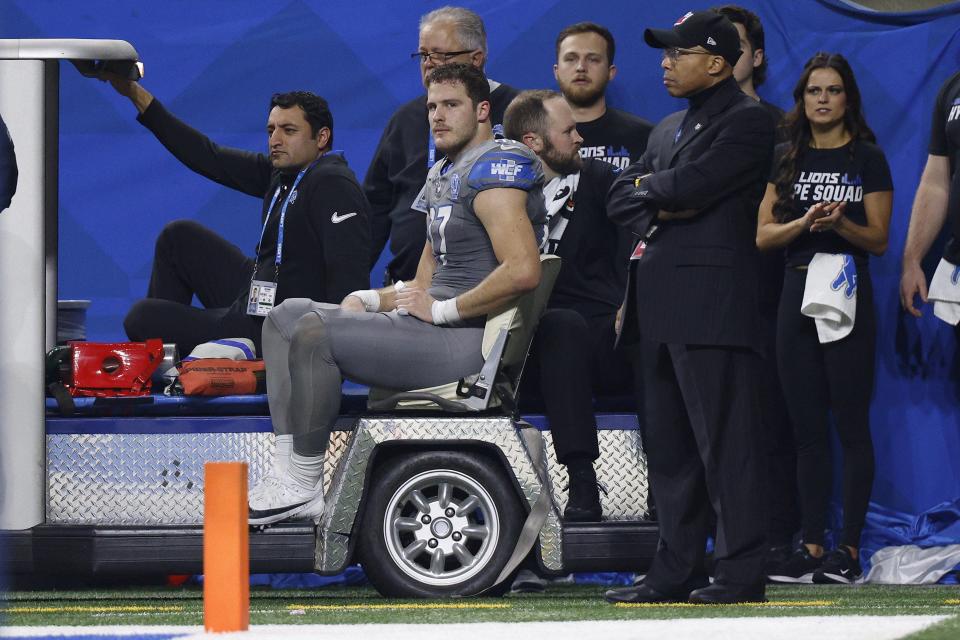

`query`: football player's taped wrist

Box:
[431,297,461,325]
[349,289,380,312]
[393,281,409,315]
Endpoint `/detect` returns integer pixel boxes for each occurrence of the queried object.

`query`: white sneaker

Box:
[247,471,281,505]
[249,437,293,507]
[248,470,324,526]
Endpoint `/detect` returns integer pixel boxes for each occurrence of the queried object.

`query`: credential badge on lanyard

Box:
[247,160,317,316]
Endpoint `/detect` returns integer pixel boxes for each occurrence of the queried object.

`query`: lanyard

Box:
[254,158,320,280]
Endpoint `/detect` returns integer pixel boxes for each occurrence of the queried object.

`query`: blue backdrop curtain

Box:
[1,0,958,563]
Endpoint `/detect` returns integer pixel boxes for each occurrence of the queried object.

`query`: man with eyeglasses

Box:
[364,6,520,285]
[604,10,773,605]
[554,22,652,170]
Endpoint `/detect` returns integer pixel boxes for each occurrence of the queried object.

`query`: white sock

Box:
[289,451,324,490]
[273,434,293,475]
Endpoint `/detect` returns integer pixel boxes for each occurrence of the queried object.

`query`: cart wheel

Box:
[358,450,525,597]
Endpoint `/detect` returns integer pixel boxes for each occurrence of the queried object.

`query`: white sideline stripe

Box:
[0,627,202,637]
[0,616,949,640]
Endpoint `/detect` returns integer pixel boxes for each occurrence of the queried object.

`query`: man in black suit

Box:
[604,10,774,605]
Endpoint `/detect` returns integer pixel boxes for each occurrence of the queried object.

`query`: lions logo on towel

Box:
[831,255,858,299]
[952,264,960,286]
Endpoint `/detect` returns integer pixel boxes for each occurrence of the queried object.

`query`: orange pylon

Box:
[203,461,249,632]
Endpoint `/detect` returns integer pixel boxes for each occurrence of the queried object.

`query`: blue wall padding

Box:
[4,0,959,548]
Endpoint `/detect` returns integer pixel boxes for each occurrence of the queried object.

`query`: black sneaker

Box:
[813,547,862,584]
[767,546,823,583]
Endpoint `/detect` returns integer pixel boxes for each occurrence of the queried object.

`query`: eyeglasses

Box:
[661,47,714,63]
[410,49,476,64]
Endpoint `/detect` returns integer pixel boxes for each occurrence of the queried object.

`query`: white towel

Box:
[927,258,960,326]
[182,337,257,362]
[801,253,858,343]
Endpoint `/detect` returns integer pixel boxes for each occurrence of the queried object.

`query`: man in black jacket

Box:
[504,90,633,523]
[101,77,370,355]
[364,6,519,285]
[604,10,773,605]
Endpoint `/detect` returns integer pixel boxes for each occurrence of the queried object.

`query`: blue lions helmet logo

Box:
[450,173,461,201]
[830,254,858,299]
[952,264,960,286]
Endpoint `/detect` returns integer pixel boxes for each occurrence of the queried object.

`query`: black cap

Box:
[644,10,741,66]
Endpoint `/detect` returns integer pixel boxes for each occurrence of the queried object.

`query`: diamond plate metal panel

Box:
[46,430,353,525]
[542,431,649,520]
[45,419,649,571]
[315,417,565,572]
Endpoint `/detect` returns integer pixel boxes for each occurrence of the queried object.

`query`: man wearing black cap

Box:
[604,10,774,605]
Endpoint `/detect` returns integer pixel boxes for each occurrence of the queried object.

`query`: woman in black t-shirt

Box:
[756,52,893,585]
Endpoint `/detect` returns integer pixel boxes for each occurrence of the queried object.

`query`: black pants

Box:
[759,307,801,548]
[637,339,765,589]
[777,267,876,549]
[519,308,635,464]
[124,220,263,356]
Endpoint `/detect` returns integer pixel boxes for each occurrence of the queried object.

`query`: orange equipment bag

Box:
[177,358,266,396]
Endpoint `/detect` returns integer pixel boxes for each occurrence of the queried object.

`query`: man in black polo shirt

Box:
[100,76,370,355]
[365,6,519,284]
[553,22,652,170]
[901,70,960,336]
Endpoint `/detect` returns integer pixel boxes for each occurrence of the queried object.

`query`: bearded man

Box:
[554,22,652,170]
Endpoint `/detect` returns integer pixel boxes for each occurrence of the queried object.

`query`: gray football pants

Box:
[263,298,485,456]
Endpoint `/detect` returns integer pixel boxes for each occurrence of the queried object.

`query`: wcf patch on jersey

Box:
[489,158,524,182]
[469,152,536,188]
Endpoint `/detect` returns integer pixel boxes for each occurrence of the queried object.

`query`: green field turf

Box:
[2,584,959,639]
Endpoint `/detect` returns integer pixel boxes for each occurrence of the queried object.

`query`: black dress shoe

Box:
[604,582,684,604]
[563,501,602,522]
[563,465,602,522]
[688,581,766,604]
